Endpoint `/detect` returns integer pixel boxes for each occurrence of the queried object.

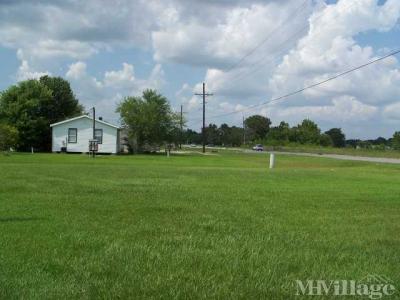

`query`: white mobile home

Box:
[50,115,121,154]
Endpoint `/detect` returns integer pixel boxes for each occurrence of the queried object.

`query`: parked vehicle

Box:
[252,144,264,151]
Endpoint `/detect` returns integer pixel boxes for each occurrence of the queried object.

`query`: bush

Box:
[319,134,333,147]
[0,123,18,151]
[393,132,400,150]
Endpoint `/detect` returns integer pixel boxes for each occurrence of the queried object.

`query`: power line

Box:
[216,0,359,90]
[220,19,312,87]
[214,0,370,93]
[198,48,400,121]
[188,2,399,128]
[223,0,309,74]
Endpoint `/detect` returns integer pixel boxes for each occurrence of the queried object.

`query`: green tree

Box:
[244,115,271,141]
[372,137,387,146]
[267,121,290,143]
[0,123,18,151]
[39,76,83,124]
[184,129,201,145]
[0,77,83,151]
[226,126,243,147]
[325,128,346,148]
[39,76,83,150]
[291,119,321,144]
[218,123,243,146]
[319,134,333,147]
[392,132,400,150]
[116,90,179,153]
[0,80,53,151]
[218,123,230,146]
[205,123,220,145]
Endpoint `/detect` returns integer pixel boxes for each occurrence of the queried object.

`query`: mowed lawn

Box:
[0,152,399,299]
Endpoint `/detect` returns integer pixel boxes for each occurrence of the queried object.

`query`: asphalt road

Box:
[184,145,400,165]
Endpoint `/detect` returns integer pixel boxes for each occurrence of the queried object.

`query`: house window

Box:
[94,129,103,144]
[68,128,77,143]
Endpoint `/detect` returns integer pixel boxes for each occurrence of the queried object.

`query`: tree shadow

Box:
[0,216,46,223]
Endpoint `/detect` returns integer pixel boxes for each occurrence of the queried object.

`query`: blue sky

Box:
[0,0,399,138]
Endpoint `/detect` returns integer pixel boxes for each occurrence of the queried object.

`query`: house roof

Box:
[50,115,120,129]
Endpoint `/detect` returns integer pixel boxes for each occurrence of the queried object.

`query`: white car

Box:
[252,144,264,151]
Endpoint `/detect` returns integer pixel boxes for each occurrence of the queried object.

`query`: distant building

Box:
[50,115,121,153]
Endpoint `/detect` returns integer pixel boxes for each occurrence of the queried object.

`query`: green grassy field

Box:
[0,152,399,299]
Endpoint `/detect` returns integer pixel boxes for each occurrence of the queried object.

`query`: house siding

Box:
[52,117,119,153]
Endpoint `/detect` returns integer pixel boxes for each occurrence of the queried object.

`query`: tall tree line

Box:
[185,114,400,150]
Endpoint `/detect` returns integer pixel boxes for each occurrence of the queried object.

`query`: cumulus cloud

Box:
[383,102,400,120]
[257,0,400,137]
[65,61,87,80]
[0,0,161,68]
[267,96,378,123]
[16,60,50,81]
[2,0,400,138]
[153,1,313,68]
[104,63,136,88]
[181,0,400,137]
[269,0,400,102]
[65,61,165,119]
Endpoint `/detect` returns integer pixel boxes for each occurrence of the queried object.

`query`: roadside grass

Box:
[184,144,400,158]
[0,152,399,299]
[259,145,400,158]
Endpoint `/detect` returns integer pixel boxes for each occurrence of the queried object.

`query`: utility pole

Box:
[180,105,183,149]
[195,82,213,153]
[92,107,96,158]
[242,114,246,146]
[92,107,96,140]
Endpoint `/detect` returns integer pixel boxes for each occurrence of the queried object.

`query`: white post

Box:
[167,149,170,158]
[31,147,34,154]
[269,153,275,169]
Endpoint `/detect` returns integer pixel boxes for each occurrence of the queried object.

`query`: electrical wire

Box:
[192,48,400,123]
[223,0,309,74]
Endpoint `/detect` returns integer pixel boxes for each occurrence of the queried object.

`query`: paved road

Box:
[272,151,400,165]
[184,145,400,164]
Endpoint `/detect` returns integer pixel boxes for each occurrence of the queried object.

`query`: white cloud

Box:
[27,40,98,61]
[269,0,400,103]
[66,61,87,80]
[0,0,158,65]
[143,63,165,91]
[104,63,135,88]
[383,102,400,120]
[267,96,378,124]
[153,1,313,68]
[16,60,50,81]
[64,61,165,120]
[219,102,247,114]
[182,0,400,137]
[2,0,400,138]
